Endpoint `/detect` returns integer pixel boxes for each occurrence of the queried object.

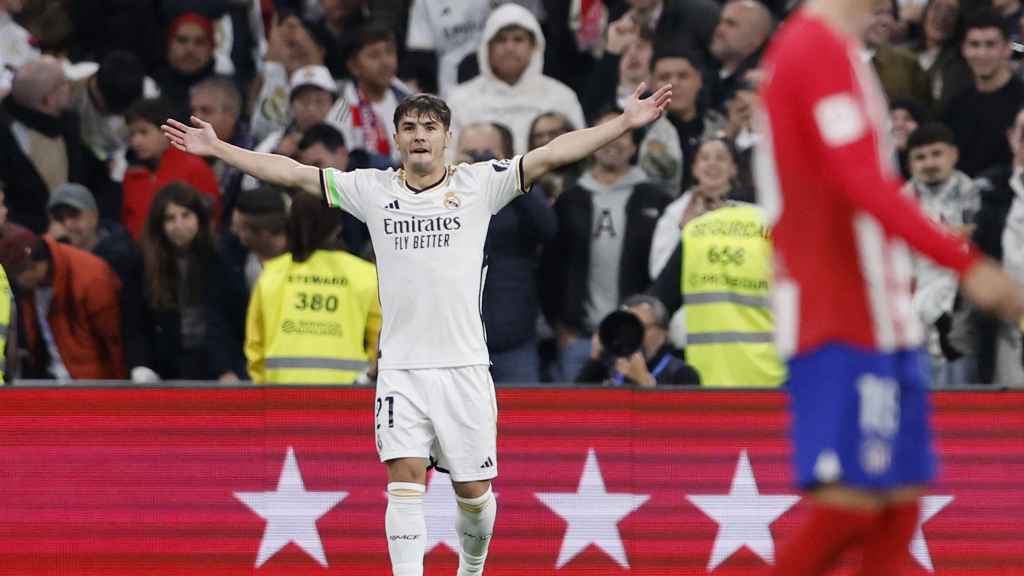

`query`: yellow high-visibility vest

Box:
[0,265,10,382]
[681,204,785,387]
[246,250,381,384]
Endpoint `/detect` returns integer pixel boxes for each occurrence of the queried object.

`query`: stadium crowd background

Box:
[0,0,1022,387]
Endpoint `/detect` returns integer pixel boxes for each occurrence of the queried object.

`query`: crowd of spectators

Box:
[1,0,1024,387]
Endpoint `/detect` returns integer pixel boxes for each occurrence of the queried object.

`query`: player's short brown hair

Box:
[393,93,452,131]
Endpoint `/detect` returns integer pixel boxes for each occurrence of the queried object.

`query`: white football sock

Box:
[386,482,426,576]
[455,487,496,576]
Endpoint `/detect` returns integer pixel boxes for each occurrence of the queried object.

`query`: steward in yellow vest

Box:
[651,202,785,387]
[0,264,13,382]
[245,194,381,384]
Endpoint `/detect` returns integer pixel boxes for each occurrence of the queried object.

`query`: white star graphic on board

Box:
[687,450,800,572]
[234,447,348,568]
[535,448,650,569]
[910,495,954,572]
[423,469,460,553]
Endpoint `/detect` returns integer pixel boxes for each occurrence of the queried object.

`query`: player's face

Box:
[395,113,450,174]
[652,57,702,115]
[909,142,958,185]
[693,140,737,190]
[348,40,398,93]
[163,202,200,249]
[620,38,653,86]
[128,119,169,161]
[963,28,1012,80]
[488,26,534,85]
[291,87,335,131]
[168,22,213,75]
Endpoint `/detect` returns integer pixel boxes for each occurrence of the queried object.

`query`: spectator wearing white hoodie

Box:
[448,3,586,155]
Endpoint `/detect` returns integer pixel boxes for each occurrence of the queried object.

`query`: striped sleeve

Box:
[319,167,366,222]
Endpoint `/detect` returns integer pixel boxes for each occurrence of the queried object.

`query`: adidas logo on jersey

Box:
[384,200,401,210]
[479,456,494,469]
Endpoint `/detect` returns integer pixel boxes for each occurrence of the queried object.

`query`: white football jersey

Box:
[321,156,528,369]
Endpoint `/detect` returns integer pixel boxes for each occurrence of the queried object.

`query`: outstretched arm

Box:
[521,82,671,189]
[161,116,321,195]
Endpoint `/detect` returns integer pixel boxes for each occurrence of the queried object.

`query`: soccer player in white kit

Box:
[162,85,671,575]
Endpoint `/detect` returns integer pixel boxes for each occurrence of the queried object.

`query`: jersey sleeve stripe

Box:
[516,154,533,194]
[322,168,342,208]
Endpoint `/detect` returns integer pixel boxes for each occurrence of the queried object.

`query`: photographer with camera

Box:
[575,294,700,386]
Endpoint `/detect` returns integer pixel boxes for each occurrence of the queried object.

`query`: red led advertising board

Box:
[0,388,1020,575]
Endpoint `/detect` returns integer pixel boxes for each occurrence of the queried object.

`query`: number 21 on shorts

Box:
[376,395,395,430]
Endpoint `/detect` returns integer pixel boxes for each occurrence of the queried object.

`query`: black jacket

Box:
[541,175,670,333]
[970,165,1018,384]
[0,98,114,234]
[482,191,557,353]
[91,221,150,371]
[144,248,248,380]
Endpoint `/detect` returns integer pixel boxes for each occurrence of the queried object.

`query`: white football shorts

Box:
[374,365,498,481]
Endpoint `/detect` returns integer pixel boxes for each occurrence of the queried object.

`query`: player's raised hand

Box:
[622,82,671,129]
[161,116,221,157]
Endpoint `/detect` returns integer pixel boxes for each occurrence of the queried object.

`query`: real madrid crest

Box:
[444,190,461,209]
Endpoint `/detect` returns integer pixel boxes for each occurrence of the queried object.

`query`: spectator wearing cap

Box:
[68,51,149,221]
[242,64,338,191]
[448,4,586,155]
[122,97,221,240]
[249,9,331,142]
[0,223,126,381]
[0,56,108,235]
[153,12,218,111]
[295,123,373,257]
[328,24,411,167]
[46,182,153,381]
[190,75,256,228]
[638,47,726,195]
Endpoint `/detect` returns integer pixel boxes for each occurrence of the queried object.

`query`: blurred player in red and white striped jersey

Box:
[755,0,1024,572]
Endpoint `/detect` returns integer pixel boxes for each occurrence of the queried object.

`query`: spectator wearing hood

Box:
[153,12,219,112]
[448,3,586,155]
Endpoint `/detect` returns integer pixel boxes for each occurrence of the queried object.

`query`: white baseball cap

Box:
[289,65,337,99]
